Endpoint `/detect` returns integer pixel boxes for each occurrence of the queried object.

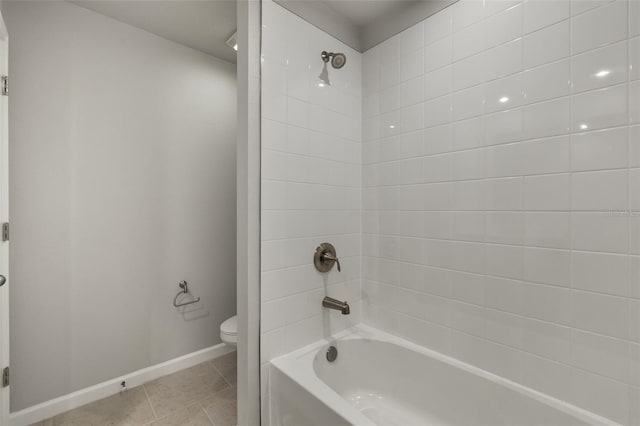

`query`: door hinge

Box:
[2,367,8,387]
[2,223,8,241]
[1,76,7,96]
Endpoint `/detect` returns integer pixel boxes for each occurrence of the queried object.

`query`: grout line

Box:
[568,0,577,372]
[365,280,639,346]
[457,326,640,390]
[517,0,526,327]
[361,139,632,168]
[369,302,640,390]
[364,264,636,300]
[200,399,216,426]
[627,0,633,343]
[142,384,160,421]
[263,146,361,166]
[198,377,239,425]
[262,235,362,243]
[142,362,233,426]
[209,361,233,388]
[359,233,632,256]
[142,403,211,426]
[362,84,628,144]
[262,177,361,189]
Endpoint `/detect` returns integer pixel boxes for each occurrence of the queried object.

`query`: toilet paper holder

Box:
[173,280,201,307]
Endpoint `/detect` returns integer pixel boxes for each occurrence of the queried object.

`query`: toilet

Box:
[220,315,237,347]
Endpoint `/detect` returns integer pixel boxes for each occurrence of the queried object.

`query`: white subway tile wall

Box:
[260,0,362,366]
[362,0,639,423]
[263,0,640,423]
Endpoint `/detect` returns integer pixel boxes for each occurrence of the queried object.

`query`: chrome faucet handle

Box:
[322,253,341,272]
[314,242,341,273]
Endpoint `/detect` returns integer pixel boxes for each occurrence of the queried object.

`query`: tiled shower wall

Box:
[361,0,639,423]
[260,0,362,366]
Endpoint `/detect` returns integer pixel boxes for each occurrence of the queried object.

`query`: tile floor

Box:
[31,351,237,426]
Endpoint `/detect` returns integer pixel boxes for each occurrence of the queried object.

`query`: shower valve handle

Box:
[322,253,341,272]
[314,242,341,273]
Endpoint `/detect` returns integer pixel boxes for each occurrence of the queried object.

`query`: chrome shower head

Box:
[318,51,346,86]
[321,51,347,69]
[331,52,346,69]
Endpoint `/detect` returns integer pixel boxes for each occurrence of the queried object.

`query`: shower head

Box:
[320,51,347,69]
[331,53,346,69]
[318,51,346,86]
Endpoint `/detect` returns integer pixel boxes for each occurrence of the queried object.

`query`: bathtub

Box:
[269,325,617,426]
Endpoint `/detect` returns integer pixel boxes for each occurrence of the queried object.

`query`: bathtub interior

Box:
[312,338,588,426]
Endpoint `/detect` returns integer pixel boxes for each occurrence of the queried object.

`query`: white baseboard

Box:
[10,343,234,426]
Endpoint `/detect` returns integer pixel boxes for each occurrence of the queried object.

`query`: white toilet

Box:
[220,315,237,347]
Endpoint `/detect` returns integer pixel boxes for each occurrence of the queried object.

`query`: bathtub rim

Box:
[270,324,621,426]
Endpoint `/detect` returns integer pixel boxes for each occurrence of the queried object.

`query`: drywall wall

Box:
[4,0,237,410]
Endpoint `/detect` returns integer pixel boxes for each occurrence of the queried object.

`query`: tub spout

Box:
[323,296,350,315]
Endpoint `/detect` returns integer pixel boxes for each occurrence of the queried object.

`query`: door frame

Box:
[0,8,9,426]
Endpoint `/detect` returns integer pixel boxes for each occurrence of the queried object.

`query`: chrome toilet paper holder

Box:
[173,280,201,307]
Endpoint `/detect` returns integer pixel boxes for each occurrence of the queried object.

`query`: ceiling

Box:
[321,0,421,28]
[71,0,238,64]
[71,0,453,61]
[276,0,455,51]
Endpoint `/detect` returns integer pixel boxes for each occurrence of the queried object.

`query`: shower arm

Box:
[321,51,333,62]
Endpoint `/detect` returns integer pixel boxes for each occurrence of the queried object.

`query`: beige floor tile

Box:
[146,403,212,426]
[211,352,237,386]
[30,419,53,426]
[144,362,228,419]
[200,386,236,426]
[51,386,155,426]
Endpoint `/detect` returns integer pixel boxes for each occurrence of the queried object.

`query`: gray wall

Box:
[4,1,237,411]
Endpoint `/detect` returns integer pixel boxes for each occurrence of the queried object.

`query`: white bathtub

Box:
[269,325,618,426]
